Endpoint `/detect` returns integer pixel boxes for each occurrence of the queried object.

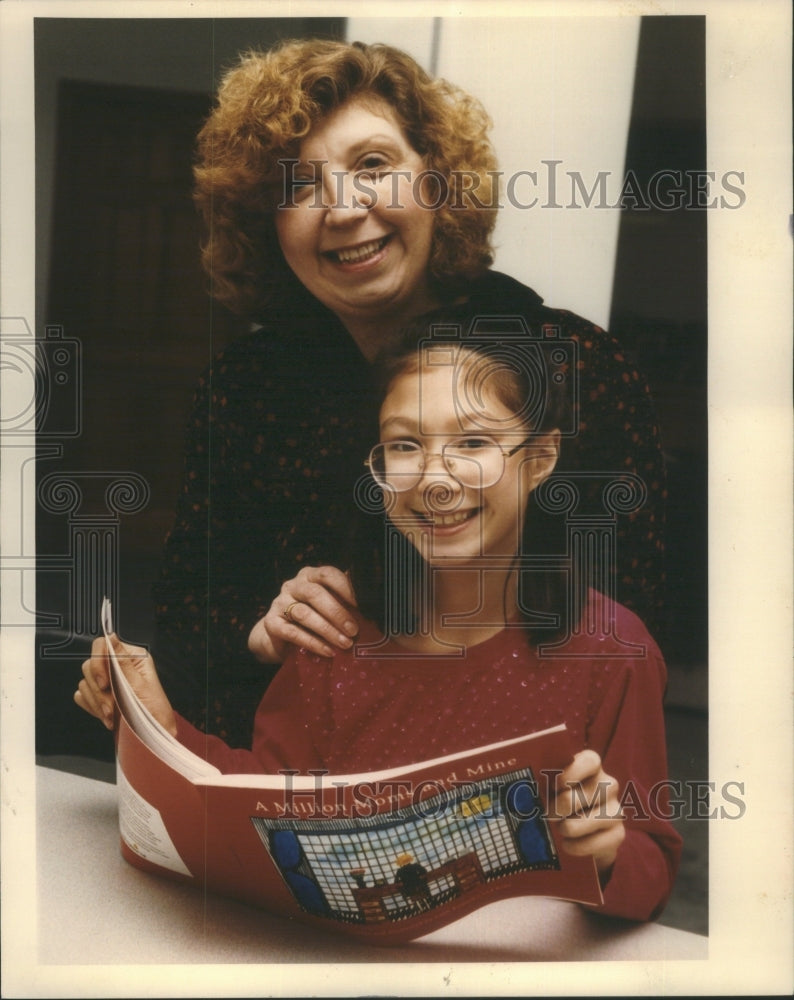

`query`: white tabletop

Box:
[36,762,707,966]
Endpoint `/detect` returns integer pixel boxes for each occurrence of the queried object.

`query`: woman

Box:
[150,39,666,746]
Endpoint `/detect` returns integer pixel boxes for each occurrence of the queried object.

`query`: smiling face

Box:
[274,97,439,343]
[377,357,559,567]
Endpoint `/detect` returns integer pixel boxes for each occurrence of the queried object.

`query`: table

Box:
[36,763,707,966]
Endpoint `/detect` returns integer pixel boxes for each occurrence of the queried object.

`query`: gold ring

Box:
[282,601,300,623]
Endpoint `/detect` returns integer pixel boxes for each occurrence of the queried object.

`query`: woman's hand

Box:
[248,565,359,663]
[75,634,178,737]
[551,749,626,877]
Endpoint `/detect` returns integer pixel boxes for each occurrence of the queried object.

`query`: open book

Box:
[102,599,602,944]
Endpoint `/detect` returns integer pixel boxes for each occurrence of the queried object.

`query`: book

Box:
[102,599,603,944]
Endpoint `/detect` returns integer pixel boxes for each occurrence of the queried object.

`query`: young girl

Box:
[77,323,681,923]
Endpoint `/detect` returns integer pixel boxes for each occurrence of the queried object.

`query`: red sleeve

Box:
[585,639,683,921]
[173,651,328,775]
[173,713,268,774]
[248,651,328,772]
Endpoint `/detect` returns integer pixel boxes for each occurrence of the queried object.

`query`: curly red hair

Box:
[194,38,499,317]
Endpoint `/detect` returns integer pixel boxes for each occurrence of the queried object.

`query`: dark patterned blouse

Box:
[152,271,666,746]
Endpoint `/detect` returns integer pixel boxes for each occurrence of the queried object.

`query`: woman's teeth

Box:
[333,237,387,263]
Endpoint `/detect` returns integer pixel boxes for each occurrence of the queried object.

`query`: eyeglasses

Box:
[365,435,534,492]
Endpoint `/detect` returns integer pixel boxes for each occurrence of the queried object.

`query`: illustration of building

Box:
[251,769,558,925]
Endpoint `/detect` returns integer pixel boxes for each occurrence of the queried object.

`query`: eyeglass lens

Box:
[369,440,507,491]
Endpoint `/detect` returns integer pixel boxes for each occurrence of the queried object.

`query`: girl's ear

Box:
[523,429,560,493]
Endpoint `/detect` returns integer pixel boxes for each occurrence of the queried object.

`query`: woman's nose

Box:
[322,171,372,224]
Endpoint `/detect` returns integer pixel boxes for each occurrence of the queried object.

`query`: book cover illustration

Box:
[252,767,559,928]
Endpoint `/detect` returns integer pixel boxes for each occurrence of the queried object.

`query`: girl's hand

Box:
[551,749,626,877]
[74,634,116,729]
[248,565,359,663]
[75,634,178,737]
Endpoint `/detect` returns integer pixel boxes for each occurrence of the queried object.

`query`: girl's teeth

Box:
[336,238,385,263]
[435,510,475,526]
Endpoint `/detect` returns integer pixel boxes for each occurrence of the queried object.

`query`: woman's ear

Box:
[523,429,560,493]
